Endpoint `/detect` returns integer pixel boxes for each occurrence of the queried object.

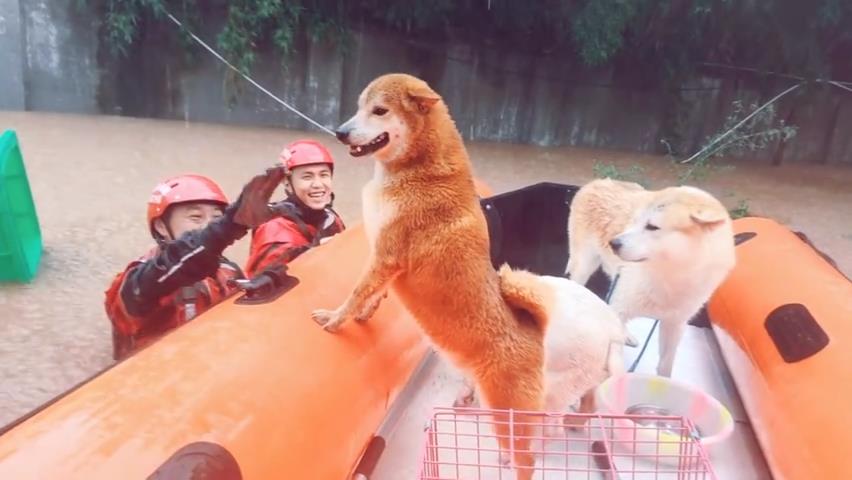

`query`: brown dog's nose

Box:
[609,238,622,252]
[334,128,350,143]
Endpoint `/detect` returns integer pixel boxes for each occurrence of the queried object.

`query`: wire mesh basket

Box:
[418,407,717,480]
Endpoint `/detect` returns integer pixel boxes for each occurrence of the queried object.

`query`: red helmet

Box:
[146,174,229,234]
[279,140,335,173]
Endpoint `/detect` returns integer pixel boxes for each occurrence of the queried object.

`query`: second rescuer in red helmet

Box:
[245,140,346,278]
[104,168,285,361]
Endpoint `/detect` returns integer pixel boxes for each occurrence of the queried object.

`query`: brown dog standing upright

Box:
[311,73,545,478]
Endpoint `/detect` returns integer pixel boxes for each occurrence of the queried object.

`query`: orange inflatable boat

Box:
[2,181,846,479]
[707,217,852,480]
[0,180,499,479]
[0,224,431,479]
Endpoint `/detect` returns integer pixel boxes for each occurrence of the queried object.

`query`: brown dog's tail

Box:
[497,264,551,333]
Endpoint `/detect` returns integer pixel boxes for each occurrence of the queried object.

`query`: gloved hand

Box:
[229,263,291,294]
[161,230,222,280]
[226,166,287,228]
[122,231,222,317]
[199,166,286,252]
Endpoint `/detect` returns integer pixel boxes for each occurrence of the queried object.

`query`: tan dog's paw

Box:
[312,308,346,332]
[563,414,591,433]
[543,420,563,438]
[452,387,478,408]
[355,291,388,324]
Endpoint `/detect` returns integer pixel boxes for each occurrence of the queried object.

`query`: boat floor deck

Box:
[371,318,773,479]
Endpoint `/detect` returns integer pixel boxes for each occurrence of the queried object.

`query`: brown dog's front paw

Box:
[354,291,388,324]
[312,308,345,332]
[353,304,374,324]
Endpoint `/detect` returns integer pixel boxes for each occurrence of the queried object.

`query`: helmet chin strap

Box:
[153,213,178,246]
[165,223,177,242]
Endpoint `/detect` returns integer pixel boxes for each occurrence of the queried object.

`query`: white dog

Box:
[536,274,626,430]
[457,267,626,438]
[566,178,736,377]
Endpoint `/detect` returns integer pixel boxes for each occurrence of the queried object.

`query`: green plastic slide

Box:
[0,130,42,282]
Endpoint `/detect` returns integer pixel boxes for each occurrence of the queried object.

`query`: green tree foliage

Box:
[216,0,304,73]
[83,0,851,81]
[572,0,639,66]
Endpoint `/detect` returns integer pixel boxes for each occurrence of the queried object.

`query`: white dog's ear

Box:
[407,86,440,113]
[690,207,728,227]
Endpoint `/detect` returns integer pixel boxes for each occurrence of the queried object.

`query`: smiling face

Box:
[154,202,224,240]
[334,74,440,165]
[609,187,731,263]
[288,163,333,210]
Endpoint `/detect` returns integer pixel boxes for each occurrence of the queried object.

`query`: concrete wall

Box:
[0,0,26,110]
[19,0,99,113]
[2,0,850,165]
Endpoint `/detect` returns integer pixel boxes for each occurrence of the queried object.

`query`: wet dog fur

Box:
[311,73,547,478]
[566,178,736,377]
[498,267,626,435]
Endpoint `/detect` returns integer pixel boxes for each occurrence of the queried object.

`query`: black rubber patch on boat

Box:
[147,441,242,479]
[734,232,757,245]
[765,303,829,363]
[353,435,387,477]
[234,272,299,305]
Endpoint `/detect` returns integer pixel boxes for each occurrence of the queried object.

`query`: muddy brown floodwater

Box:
[1,111,850,427]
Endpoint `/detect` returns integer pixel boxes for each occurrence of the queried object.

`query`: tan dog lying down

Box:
[311,73,547,478]
[566,178,736,377]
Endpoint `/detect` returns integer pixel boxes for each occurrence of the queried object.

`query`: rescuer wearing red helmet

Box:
[244,140,346,279]
[104,169,285,361]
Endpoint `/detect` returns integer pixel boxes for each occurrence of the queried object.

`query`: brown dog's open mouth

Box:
[349,132,389,157]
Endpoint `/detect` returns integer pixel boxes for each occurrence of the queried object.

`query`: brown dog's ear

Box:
[690,207,728,228]
[407,85,440,114]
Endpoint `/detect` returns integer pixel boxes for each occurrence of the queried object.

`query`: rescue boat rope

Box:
[681,77,852,165]
[628,320,658,373]
[603,272,657,373]
[163,10,336,137]
[160,9,849,376]
[163,8,852,159]
[679,82,804,164]
[829,81,852,94]
[698,62,852,88]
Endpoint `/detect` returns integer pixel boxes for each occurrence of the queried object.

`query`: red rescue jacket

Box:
[104,247,243,361]
[245,209,345,277]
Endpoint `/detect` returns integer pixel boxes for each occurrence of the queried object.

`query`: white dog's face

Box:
[610,188,731,263]
[611,204,691,263]
[334,74,440,165]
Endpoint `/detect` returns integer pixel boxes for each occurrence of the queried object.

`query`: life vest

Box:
[245,209,345,277]
[104,247,244,361]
